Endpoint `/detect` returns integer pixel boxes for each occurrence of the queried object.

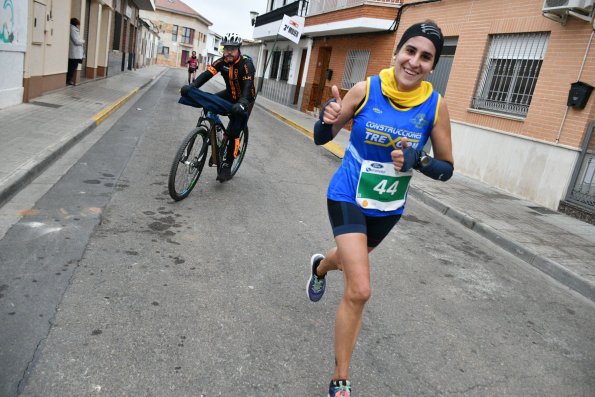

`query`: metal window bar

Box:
[270,51,281,79]
[567,123,595,210]
[280,50,292,81]
[341,49,370,89]
[472,32,549,117]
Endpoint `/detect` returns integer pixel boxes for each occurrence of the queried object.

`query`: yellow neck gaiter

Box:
[379,67,433,108]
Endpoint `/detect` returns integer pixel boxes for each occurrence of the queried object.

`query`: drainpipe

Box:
[555,29,594,144]
[388,0,442,34]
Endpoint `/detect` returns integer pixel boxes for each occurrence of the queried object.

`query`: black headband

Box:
[397,22,444,68]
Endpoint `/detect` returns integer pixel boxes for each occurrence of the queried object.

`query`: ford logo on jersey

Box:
[370,162,383,169]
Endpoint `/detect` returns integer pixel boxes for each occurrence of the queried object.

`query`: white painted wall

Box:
[451,122,579,210]
[0,0,28,108]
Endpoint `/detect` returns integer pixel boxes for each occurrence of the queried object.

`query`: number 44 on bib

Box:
[356,160,412,211]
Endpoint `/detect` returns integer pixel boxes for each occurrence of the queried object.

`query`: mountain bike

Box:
[168,105,249,201]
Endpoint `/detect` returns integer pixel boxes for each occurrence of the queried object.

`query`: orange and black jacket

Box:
[192,54,256,105]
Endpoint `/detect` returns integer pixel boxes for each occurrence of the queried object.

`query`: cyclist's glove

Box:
[231,101,247,116]
[180,84,191,97]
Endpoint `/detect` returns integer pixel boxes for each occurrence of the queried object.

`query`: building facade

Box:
[205,30,222,66]
[253,0,595,215]
[0,0,156,108]
[142,0,211,73]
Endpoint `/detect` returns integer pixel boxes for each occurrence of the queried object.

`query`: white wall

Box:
[451,122,579,210]
[0,0,28,108]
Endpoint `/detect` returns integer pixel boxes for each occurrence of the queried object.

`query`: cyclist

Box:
[189,32,256,182]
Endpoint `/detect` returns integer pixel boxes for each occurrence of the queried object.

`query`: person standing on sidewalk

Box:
[66,18,85,86]
[307,21,454,396]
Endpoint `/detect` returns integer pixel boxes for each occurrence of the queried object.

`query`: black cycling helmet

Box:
[222,32,242,47]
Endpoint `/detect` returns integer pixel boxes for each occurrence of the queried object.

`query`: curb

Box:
[0,69,166,208]
[258,103,595,303]
[255,103,346,158]
[409,188,595,302]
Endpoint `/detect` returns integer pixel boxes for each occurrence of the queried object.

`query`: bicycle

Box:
[168,99,249,201]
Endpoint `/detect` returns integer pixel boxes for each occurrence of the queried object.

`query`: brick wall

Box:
[302,0,594,150]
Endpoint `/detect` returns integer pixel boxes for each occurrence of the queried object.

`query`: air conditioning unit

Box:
[543,0,594,14]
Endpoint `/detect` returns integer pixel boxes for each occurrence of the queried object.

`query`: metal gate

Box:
[566,122,595,213]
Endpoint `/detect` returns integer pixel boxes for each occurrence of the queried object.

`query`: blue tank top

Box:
[327,75,440,216]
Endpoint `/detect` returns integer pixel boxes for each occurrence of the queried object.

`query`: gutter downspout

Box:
[555,29,594,144]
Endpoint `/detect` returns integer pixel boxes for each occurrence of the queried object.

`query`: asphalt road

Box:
[1,69,594,397]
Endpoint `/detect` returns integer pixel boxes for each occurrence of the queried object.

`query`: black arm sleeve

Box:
[192,70,213,88]
[239,58,256,104]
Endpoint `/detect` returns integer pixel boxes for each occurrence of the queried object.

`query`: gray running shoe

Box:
[307,254,326,302]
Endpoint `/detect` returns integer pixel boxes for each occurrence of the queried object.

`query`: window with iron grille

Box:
[270,51,281,79]
[472,32,549,117]
[341,49,371,89]
[172,25,178,42]
[181,27,194,44]
[280,50,292,81]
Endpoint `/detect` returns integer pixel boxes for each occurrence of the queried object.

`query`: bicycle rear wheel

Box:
[218,126,249,177]
[168,127,209,201]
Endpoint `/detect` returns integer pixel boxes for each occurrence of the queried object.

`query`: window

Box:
[181,27,194,44]
[472,32,549,117]
[341,49,370,89]
[280,50,292,81]
[270,51,281,79]
[162,46,169,57]
[113,13,122,50]
[172,25,178,42]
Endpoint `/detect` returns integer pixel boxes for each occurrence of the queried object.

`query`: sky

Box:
[183,0,269,40]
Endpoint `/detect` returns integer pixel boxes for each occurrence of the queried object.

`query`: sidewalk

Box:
[0,67,593,303]
[253,95,595,303]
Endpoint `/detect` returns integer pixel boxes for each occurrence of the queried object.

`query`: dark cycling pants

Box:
[215,90,252,138]
[215,90,253,166]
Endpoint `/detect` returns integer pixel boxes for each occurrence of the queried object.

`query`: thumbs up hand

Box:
[391,137,419,172]
[322,85,343,124]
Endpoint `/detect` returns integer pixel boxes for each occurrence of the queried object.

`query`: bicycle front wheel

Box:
[168,127,209,201]
[218,126,249,177]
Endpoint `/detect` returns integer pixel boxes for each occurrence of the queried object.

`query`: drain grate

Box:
[31,101,62,108]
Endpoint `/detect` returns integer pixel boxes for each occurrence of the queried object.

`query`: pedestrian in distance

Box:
[188,33,256,183]
[66,18,85,86]
[186,51,199,84]
[306,20,454,397]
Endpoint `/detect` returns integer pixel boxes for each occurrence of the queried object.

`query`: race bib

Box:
[356,160,412,211]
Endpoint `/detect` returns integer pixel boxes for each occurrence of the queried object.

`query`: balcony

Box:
[253,1,307,41]
[305,0,401,37]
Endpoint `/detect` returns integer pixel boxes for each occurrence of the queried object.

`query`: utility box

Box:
[567,81,593,109]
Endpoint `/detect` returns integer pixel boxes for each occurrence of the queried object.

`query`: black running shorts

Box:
[327,199,401,248]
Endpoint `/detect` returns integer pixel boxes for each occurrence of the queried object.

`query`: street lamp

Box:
[250,11,259,26]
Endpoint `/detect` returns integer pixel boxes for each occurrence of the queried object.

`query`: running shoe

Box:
[328,379,351,397]
[307,254,326,302]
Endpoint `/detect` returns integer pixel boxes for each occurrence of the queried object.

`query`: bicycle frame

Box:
[197,109,226,169]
